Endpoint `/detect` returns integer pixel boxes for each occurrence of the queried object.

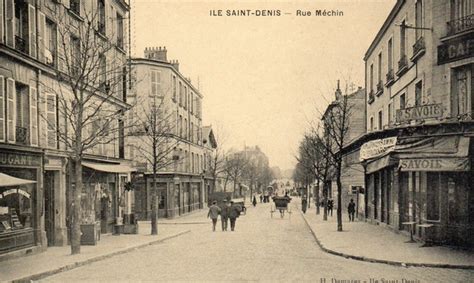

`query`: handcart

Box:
[271,196,292,219]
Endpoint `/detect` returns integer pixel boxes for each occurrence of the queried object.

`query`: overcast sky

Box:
[131,0,396,171]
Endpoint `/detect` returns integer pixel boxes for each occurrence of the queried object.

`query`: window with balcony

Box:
[46,93,57,148]
[370,63,374,93]
[451,65,473,119]
[14,0,28,54]
[97,0,106,35]
[376,52,383,96]
[448,0,474,36]
[398,20,409,76]
[386,38,395,86]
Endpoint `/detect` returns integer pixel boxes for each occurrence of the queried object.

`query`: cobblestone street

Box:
[43,202,474,282]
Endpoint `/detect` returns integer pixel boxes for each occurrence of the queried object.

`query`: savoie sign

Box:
[360,137,397,161]
[396,104,442,123]
[400,158,469,172]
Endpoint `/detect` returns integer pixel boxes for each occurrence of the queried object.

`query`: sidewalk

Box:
[0,222,193,282]
[297,203,474,269]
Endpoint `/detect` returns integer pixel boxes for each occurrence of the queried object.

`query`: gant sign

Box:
[396,104,443,123]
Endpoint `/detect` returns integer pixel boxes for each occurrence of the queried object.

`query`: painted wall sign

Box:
[0,152,41,167]
[360,137,397,161]
[396,104,443,123]
[438,32,474,65]
[400,158,469,172]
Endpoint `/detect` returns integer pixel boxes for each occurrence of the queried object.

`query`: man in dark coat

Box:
[207,201,221,232]
[220,200,230,231]
[302,197,307,214]
[327,198,334,216]
[348,198,356,222]
[229,201,241,231]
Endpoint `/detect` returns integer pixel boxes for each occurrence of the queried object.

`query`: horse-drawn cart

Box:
[271,196,292,218]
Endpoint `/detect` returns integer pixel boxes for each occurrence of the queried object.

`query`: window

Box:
[6,78,16,143]
[178,115,182,137]
[69,0,80,15]
[190,122,194,143]
[400,20,406,57]
[150,69,160,97]
[370,116,374,131]
[99,55,106,89]
[190,93,194,114]
[71,36,81,77]
[14,0,28,54]
[449,0,474,35]
[378,110,383,130]
[0,76,5,142]
[192,153,195,173]
[184,86,188,110]
[378,52,382,83]
[184,118,188,139]
[172,76,177,101]
[45,19,56,67]
[415,80,422,106]
[388,103,392,124]
[388,38,393,71]
[116,13,124,49]
[400,93,406,110]
[15,82,29,145]
[370,64,374,92]
[451,65,473,117]
[46,93,57,148]
[179,81,183,106]
[415,0,423,39]
[98,0,106,34]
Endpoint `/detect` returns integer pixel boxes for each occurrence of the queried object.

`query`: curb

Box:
[11,230,191,283]
[296,205,474,270]
[158,222,208,225]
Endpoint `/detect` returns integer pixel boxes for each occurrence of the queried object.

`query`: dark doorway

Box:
[44,171,56,246]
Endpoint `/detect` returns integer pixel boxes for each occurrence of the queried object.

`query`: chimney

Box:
[144,46,167,62]
[171,60,179,71]
[335,80,342,100]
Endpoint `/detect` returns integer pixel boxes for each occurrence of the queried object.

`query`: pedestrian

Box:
[207,201,221,232]
[252,195,257,207]
[302,197,307,214]
[259,194,263,203]
[229,201,241,231]
[220,200,230,231]
[327,198,334,217]
[348,198,356,222]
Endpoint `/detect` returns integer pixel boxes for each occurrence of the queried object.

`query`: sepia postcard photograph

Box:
[0,0,473,282]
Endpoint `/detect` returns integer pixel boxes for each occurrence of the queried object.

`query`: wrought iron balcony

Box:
[411,36,426,62]
[376,80,384,96]
[368,90,375,104]
[447,14,474,36]
[15,36,27,54]
[385,69,395,87]
[16,126,29,145]
[397,55,408,77]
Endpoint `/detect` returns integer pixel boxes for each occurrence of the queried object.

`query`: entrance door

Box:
[44,171,55,246]
[374,173,379,220]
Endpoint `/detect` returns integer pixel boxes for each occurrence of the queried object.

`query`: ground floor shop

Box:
[361,134,474,247]
[0,147,45,258]
[133,173,206,219]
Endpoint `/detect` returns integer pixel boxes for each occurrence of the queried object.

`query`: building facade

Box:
[129,47,207,219]
[361,0,474,247]
[0,0,131,258]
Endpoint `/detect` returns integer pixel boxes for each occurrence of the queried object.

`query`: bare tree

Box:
[207,126,227,194]
[39,9,132,254]
[223,152,249,196]
[129,94,178,235]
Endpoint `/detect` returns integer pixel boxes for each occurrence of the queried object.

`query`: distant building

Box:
[129,47,206,219]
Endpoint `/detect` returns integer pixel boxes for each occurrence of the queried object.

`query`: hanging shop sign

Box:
[399,158,469,172]
[360,137,397,161]
[396,104,443,123]
[438,32,474,65]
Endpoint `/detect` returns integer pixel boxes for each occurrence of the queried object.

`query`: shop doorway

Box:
[44,171,57,246]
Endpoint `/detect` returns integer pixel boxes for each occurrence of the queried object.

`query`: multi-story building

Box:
[322,84,366,212]
[0,0,131,258]
[202,125,217,202]
[360,0,474,247]
[129,47,207,219]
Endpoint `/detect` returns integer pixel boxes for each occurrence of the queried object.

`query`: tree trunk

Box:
[336,163,343,232]
[71,158,82,254]
[316,180,320,215]
[323,182,328,221]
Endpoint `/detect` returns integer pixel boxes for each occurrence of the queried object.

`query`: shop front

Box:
[362,135,474,247]
[0,149,44,256]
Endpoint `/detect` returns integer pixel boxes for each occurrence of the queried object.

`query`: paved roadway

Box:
[43,202,474,282]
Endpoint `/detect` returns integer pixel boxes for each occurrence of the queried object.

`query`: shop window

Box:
[158,194,165,209]
[427,173,441,221]
[0,178,35,233]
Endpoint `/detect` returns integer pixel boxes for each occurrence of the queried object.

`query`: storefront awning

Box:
[396,136,470,172]
[82,161,136,174]
[366,154,397,174]
[0,173,36,187]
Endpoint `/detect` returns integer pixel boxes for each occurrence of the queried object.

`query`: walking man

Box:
[221,200,230,231]
[302,197,307,214]
[348,199,356,222]
[207,201,221,232]
[327,198,334,217]
[229,201,241,231]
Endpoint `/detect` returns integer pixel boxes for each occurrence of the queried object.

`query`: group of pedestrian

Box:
[207,200,242,232]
